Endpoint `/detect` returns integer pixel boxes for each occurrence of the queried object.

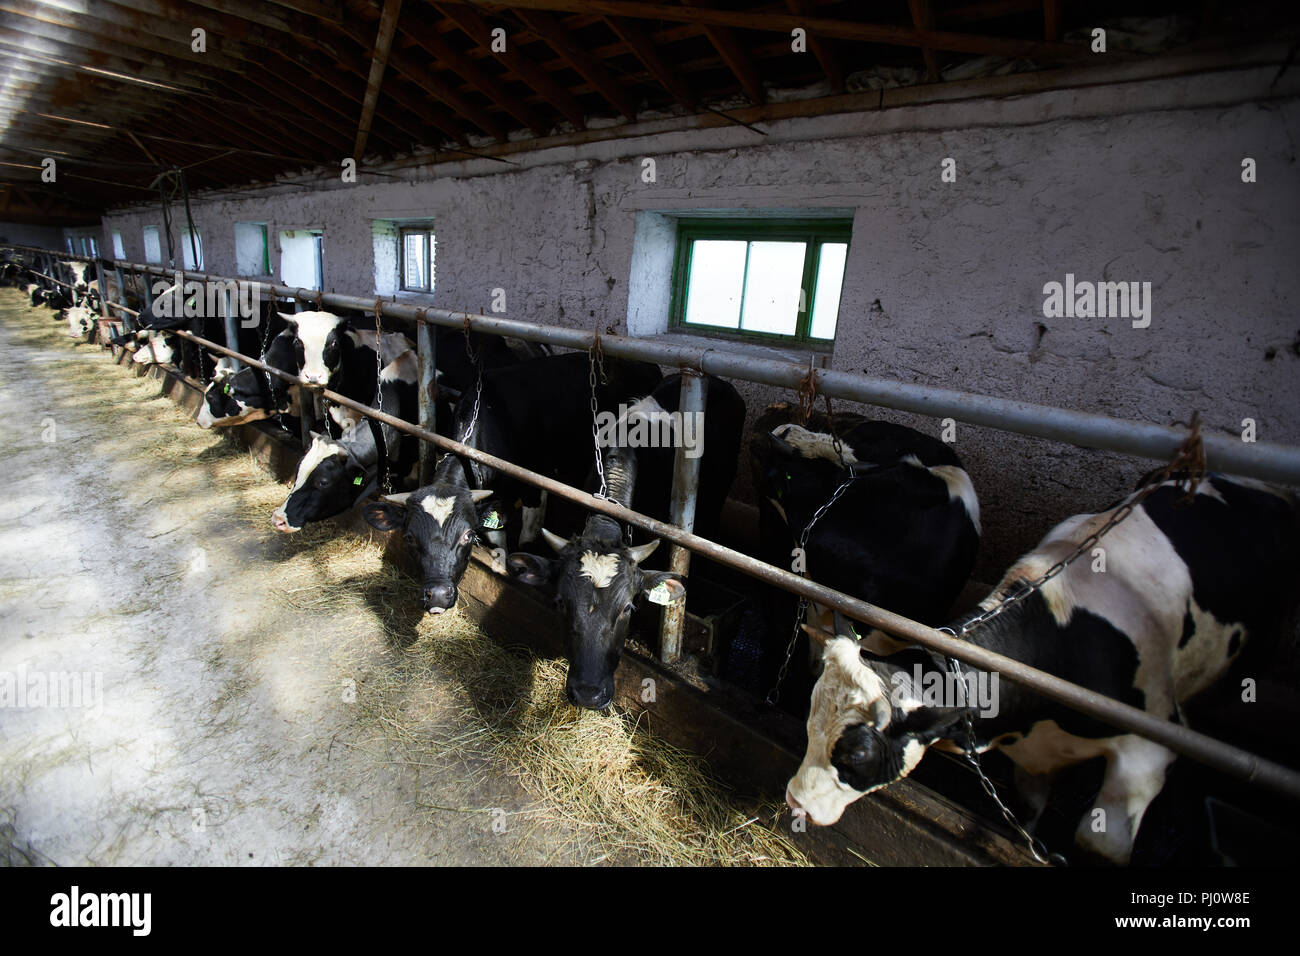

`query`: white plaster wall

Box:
[97,64,1300,578]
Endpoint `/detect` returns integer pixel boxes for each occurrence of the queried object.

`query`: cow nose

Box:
[272,511,293,533]
[423,583,456,611]
[567,680,613,711]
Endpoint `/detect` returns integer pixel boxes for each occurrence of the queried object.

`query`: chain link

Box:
[588,336,609,501]
[766,469,858,705]
[374,298,391,495]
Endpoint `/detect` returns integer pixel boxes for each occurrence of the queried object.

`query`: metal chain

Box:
[588,336,609,501]
[373,299,391,495]
[766,470,858,705]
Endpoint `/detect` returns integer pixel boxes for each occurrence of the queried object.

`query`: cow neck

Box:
[587,446,636,542]
[431,449,474,494]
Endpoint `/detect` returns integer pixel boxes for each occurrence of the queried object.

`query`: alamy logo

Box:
[594,402,705,459]
[0,665,103,718]
[890,664,999,718]
[1042,273,1152,328]
[151,272,260,322]
[50,886,151,936]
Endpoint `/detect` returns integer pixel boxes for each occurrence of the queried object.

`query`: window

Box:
[400,225,435,292]
[143,226,162,264]
[65,237,74,254]
[181,227,202,270]
[235,222,270,276]
[84,236,98,258]
[670,219,850,346]
[112,231,125,260]
[280,229,323,290]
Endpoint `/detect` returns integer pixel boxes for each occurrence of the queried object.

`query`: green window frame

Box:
[669,218,851,347]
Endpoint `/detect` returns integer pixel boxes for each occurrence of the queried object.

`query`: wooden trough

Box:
[116,343,1035,867]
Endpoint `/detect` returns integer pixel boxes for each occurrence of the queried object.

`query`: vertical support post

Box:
[659,369,707,664]
[294,297,317,448]
[417,316,438,486]
[114,266,133,333]
[220,284,240,369]
[92,256,110,331]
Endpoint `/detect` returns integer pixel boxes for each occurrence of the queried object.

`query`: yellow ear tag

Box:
[647,582,676,606]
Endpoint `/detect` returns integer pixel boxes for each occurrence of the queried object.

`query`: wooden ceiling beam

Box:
[435,1,586,129]
[514,9,637,118]
[908,0,941,82]
[432,0,1101,63]
[679,0,764,103]
[783,0,842,91]
[395,15,550,135]
[353,0,404,161]
[604,15,696,110]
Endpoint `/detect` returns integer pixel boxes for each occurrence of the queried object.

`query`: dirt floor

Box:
[0,291,803,867]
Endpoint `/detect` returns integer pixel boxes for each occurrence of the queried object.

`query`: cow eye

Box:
[621,603,635,617]
[459,529,474,546]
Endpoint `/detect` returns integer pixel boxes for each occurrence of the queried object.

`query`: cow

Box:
[61,260,92,299]
[506,374,746,709]
[271,343,426,532]
[784,473,1300,865]
[361,352,663,615]
[750,404,981,708]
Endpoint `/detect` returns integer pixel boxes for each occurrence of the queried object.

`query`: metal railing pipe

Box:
[20,248,1289,488]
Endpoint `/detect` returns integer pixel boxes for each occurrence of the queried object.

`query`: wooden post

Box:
[660,369,707,664]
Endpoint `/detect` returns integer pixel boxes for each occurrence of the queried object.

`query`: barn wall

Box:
[98,64,1300,580]
[1,221,65,249]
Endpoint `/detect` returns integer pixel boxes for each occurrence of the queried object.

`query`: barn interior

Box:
[2,1,1299,869]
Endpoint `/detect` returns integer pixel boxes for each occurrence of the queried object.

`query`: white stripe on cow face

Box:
[579,551,620,589]
[289,311,344,385]
[771,423,860,465]
[420,495,457,526]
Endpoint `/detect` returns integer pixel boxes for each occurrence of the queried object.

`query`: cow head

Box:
[197,363,275,428]
[273,431,371,532]
[65,306,94,339]
[361,486,495,613]
[785,618,970,826]
[279,311,346,386]
[508,528,684,710]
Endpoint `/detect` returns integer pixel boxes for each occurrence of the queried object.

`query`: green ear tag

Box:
[352,474,364,486]
[647,582,675,606]
[482,510,502,530]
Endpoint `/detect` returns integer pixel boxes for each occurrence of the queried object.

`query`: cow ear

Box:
[898,706,972,743]
[507,552,553,587]
[642,571,685,606]
[362,500,407,532]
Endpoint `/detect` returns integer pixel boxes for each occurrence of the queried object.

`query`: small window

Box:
[400,225,435,293]
[143,226,162,264]
[280,229,323,290]
[85,236,98,258]
[65,237,75,254]
[181,227,202,270]
[670,219,850,346]
[235,222,270,276]
[112,231,125,260]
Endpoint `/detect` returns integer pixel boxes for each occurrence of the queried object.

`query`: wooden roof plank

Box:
[514,8,637,118]
[353,0,405,160]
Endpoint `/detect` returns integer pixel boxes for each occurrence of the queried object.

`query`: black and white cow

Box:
[64,305,95,340]
[750,405,981,704]
[506,374,746,709]
[361,352,663,614]
[272,336,423,532]
[785,474,1300,864]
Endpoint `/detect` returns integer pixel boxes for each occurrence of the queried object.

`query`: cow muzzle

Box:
[422,582,457,613]
[566,676,614,711]
[271,510,299,533]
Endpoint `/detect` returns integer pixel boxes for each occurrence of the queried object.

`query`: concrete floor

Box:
[0,292,591,866]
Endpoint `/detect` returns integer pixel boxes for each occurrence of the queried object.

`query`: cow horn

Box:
[542,528,569,553]
[469,489,494,503]
[627,539,660,565]
[382,492,412,504]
